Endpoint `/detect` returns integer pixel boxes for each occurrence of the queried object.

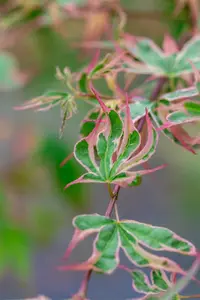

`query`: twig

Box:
[150,77,167,101]
[78,185,120,298]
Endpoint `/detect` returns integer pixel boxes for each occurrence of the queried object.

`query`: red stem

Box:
[78,185,120,298]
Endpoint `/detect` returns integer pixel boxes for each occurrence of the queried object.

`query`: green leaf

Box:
[90,63,105,77]
[97,133,107,159]
[89,54,111,77]
[94,224,119,273]
[151,270,169,291]
[68,107,161,188]
[74,139,98,174]
[80,122,96,137]
[65,215,196,275]
[117,115,158,173]
[121,220,195,254]
[82,173,103,182]
[178,36,200,62]
[132,270,157,294]
[118,225,149,266]
[73,214,114,231]
[126,36,200,77]
[99,110,123,178]
[184,101,200,116]
[38,135,86,208]
[125,99,155,121]
[150,110,188,149]
[110,130,140,178]
[79,73,88,93]
[80,109,100,137]
[129,175,142,187]
[0,52,21,90]
[162,87,199,102]
[167,111,190,123]
[129,39,164,70]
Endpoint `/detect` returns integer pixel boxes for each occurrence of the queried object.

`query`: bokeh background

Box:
[0,0,200,299]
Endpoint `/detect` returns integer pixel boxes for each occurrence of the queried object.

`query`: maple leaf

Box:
[59,214,196,275]
[124,34,200,78]
[65,90,164,189]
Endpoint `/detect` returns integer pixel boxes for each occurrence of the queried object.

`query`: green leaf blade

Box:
[151,270,169,291]
[79,72,88,93]
[110,130,140,179]
[129,39,164,70]
[121,221,195,254]
[162,87,198,101]
[73,214,114,231]
[102,110,123,179]
[132,270,157,294]
[118,224,149,267]
[184,101,200,116]
[94,224,119,273]
[74,139,98,174]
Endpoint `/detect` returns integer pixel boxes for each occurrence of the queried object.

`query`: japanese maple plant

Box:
[15,1,200,299]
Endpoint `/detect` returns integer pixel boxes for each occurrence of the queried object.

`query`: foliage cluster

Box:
[1,0,200,299]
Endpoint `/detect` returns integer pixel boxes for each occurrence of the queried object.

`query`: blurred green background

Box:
[0,0,200,299]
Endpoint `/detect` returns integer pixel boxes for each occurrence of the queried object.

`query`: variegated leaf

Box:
[60,215,196,275]
[132,270,158,294]
[66,98,162,188]
[151,270,170,291]
[125,35,200,77]
[162,86,199,102]
[80,109,101,137]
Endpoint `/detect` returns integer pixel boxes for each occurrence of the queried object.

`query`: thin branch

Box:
[114,203,120,221]
[78,269,93,299]
[78,184,120,298]
[150,77,167,101]
[105,185,121,217]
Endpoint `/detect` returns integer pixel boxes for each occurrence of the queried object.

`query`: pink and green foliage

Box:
[14,2,200,299]
[124,35,200,78]
[128,257,200,299]
[60,214,195,274]
[65,94,163,188]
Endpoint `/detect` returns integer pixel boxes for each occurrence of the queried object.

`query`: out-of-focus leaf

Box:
[79,72,88,93]
[56,0,85,6]
[30,207,62,245]
[151,99,200,152]
[15,91,69,111]
[38,135,87,208]
[0,184,30,278]
[125,35,200,77]
[162,258,200,300]
[0,52,21,90]
[163,0,189,39]
[3,226,30,277]
[162,86,199,101]
[184,101,200,115]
